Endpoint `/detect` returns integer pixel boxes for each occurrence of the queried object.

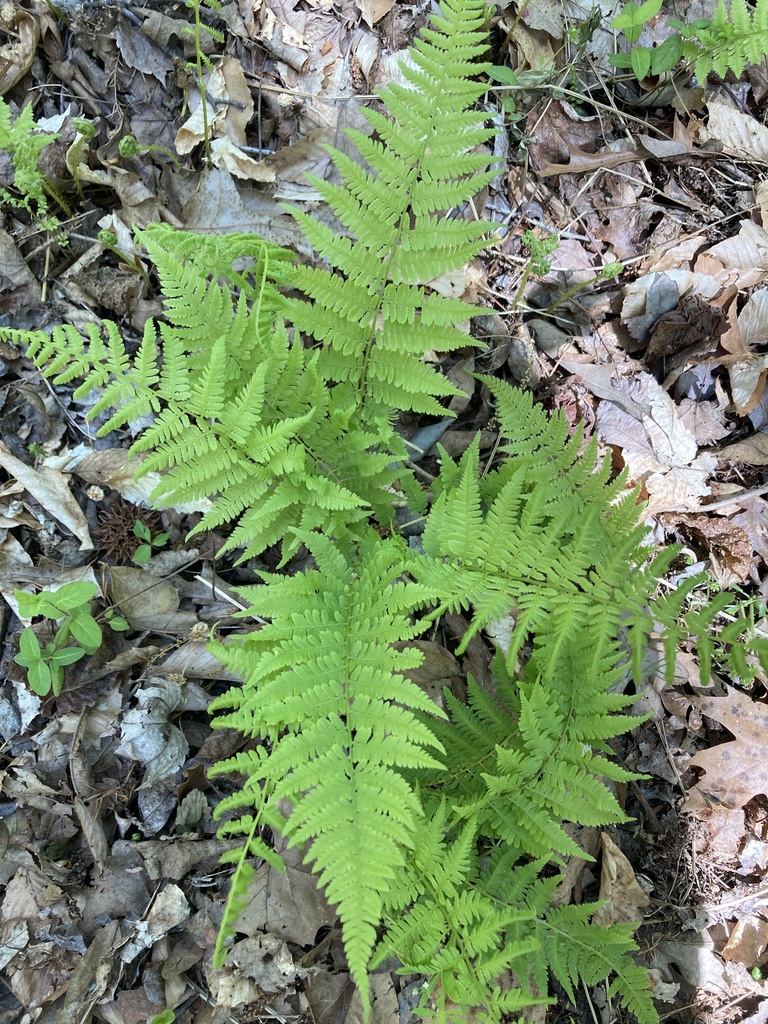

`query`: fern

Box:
[281,0,498,429]
[673,0,768,79]
[415,376,675,675]
[0,96,60,228]
[208,531,444,1007]
[1,3,670,1022]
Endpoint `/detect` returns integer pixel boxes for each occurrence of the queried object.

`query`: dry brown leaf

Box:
[592,834,650,928]
[109,566,198,633]
[637,116,696,158]
[730,501,768,562]
[677,398,730,445]
[175,57,256,155]
[0,229,41,309]
[662,513,753,587]
[594,370,716,513]
[48,444,211,513]
[356,0,396,27]
[722,915,768,965]
[703,95,768,162]
[258,5,310,70]
[535,144,646,177]
[717,433,768,466]
[522,0,564,39]
[701,220,768,271]
[245,843,333,946]
[0,10,40,95]
[0,442,92,549]
[685,684,768,810]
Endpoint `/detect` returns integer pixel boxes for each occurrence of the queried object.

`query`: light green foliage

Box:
[416,375,674,677]
[13,582,103,696]
[209,530,445,992]
[132,519,169,563]
[654,578,768,687]
[3,2,667,1021]
[612,0,768,80]
[0,96,59,229]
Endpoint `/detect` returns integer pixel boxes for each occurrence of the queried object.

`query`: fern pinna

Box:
[664,0,768,80]
[2,2,666,1022]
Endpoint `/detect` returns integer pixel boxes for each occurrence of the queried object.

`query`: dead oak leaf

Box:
[685,684,768,811]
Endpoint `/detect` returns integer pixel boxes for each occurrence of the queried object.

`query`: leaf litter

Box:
[3,0,768,1021]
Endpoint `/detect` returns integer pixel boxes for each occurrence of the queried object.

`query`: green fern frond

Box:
[542,906,656,1024]
[375,812,546,1024]
[208,531,444,1006]
[678,0,768,78]
[281,0,496,427]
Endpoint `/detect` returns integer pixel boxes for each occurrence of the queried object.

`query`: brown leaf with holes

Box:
[685,685,768,811]
[661,513,754,587]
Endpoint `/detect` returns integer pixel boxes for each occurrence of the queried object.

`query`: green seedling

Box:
[104,606,130,632]
[14,581,103,696]
[118,134,182,171]
[510,229,561,309]
[611,0,768,82]
[97,229,151,284]
[610,0,682,79]
[0,95,70,232]
[132,520,170,564]
[148,1012,175,1024]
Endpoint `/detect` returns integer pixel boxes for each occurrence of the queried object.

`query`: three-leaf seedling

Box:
[13,581,128,696]
[610,0,728,80]
[132,519,169,564]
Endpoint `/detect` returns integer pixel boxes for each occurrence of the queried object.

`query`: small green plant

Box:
[13,582,103,696]
[0,96,66,231]
[118,134,182,171]
[148,1012,175,1024]
[26,441,52,462]
[655,578,768,687]
[611,0,768,81]
[509,229,560,308]
[183,0,224,166]
[131,519,170,564]
[104,606,131,632]
[97,229,151,284]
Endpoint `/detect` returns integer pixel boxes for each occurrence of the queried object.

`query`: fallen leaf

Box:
[722,915,768,965]
[717,433,768,466]
[535,144,646,177]
[0,10,40,95]
[592,834,649,927]
[109,566,199,633]
[661,514,753,587]
[685,685,768,810]
[356,0,396,28]
[0,442,92,549]
[703,96,768,162]
[701,219,768,271]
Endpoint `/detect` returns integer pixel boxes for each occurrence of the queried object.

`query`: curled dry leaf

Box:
[661,513,754,587]
[592,834,650,928]
[0,10,40,95]
[0,442,92,549]
[702,95,768,163]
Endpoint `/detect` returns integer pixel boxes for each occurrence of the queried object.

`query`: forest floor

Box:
[1,1,768,1023]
